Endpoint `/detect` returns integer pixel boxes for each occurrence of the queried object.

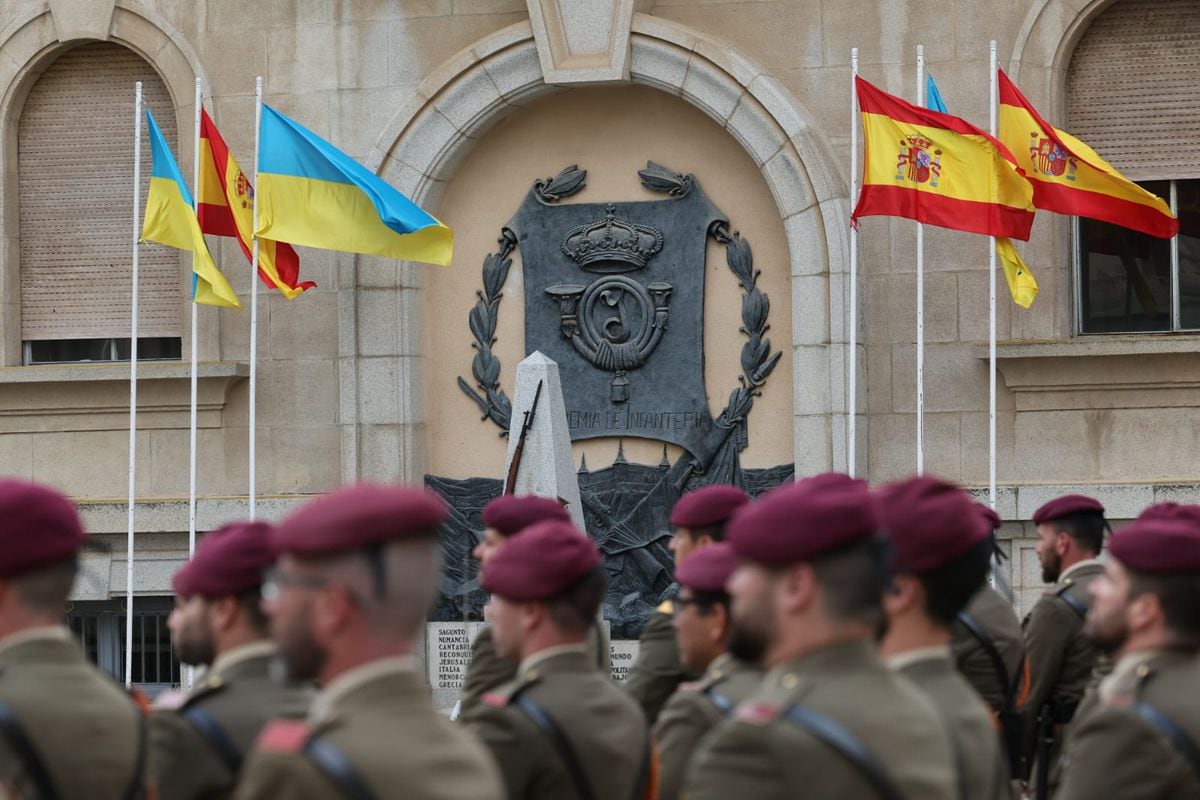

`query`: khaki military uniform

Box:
[233,656,504,800]
[891,646,1009,799]
[625,604,696,724]
[0,627,147,800]
[1057,648,1200,800]
[150,641,311,800]
[952,585,1026,713]
[466,645,652,800]
[652,653,760,800]
[684,640,957,800]
[459,620,611,724]
[1021,560,1105,783]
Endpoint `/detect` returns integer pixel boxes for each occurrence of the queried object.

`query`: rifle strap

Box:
[1055,587,1088,621]
[781,705,907,800]
[1134,702,1200,785]
[513,693,597,800]
[957,611,1016,709]
[304,735,378,800]
[702,687,735,715]
[183,706,244,775]
[0,700,59,800]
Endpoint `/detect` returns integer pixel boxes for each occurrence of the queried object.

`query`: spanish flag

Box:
[852,77,1035,241]
[198,109,314,300]
[998,70,1177,239]
[256,105,452,265]
[141,109,240,309]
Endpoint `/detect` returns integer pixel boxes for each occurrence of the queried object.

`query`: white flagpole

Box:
[988,40,998,510]
[189,77,201,557]
[916,45,926,475]
[126,81,143,689]
[249,77,262,519]
[848,47,859,478]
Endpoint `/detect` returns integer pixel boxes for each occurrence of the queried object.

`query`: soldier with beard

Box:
[1056,516,1200,799]
[683,473,957,800]
[233,484,504,800]
[1020,495,1107,798]
[151,521,311,800]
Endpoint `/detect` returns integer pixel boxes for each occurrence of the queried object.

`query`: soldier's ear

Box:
[777,563,816,614]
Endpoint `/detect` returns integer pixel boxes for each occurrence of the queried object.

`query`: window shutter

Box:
[19,42,183,341]
[1068,0,1200,182]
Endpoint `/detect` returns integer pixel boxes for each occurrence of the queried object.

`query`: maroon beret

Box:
[670,485,750,529]
[1032,494,1105,525]
[727,472,877,566]
[0,479,85,577]
[1137,503,1200,530]
[976,503,1002,531]
[1110,518,1200,574]
[876,476,991,573]
[173,521,275,599]
[273,483,446,558]
[482,495,570,538]
[676,542,739,594]
[482,520,600,602]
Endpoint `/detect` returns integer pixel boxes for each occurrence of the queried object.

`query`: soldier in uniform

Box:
[0,479,149,799]
[151,521,311,800]
[1020,495,1107,798]
[951,503,1028,776]
[684,473,958,800]
[465,520,655,800]
[1056,515,1200,799]
[875,475,1009,799]
[626,484,749,724]
[233,484,504,800]
[653,542,761,800]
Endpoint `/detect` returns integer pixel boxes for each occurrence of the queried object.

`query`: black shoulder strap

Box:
[513,693,598,800]
[957,611,1016,709]
[183,706,244,775]
[304,735,379,800]
[1055,586,1088,620]
[702,687,736,716]
[0,700,59,800]
[781,705,907,800]
[631,733,653,800]
[122,708,148,800]
[1134,702,1200,784]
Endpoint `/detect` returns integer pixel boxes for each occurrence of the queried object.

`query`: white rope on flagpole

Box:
[988,40,998,510]
[848,47,859,478]
[249,77,262,520]
[916,45,926,476]
[126,81,143,689]
[186,76,201,691]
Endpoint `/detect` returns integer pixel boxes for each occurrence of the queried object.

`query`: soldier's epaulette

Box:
[656,599,674,615]
[254,719,311,754]
[483,675,541,708]
[734,701,779,725]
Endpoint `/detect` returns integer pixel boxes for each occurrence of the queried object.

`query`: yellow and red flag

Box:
[197,109,315,299]
[998,70,1177,239]
[852,77,1036,241]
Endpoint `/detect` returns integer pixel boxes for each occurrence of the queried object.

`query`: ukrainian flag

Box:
[256,105,452,265]
[141,109,240,308]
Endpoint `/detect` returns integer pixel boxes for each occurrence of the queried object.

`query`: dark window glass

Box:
[1078,180,1171,333]
[26,337,181,364]
[66,597,181,695]
[1178,181,1200,329]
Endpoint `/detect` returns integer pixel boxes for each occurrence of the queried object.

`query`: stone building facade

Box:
[0,0,1194,690]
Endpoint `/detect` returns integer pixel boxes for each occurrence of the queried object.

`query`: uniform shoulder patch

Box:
[254,720,310,754]
[482,692,509,708]
[734,702,779,725]
[152,689,189,711]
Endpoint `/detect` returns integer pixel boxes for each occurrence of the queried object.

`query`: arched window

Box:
[1070,0,1200,333]
[18,42,182,362]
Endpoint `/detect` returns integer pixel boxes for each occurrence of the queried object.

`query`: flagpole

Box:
[988,40,998,510]
[189,77,200,557]
[249,76,261,520]
[126,81,143,689]
[848,47,859,478]
[915,45,926,475]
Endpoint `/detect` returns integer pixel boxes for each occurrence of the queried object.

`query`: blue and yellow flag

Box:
[256,105,453,265]
[141,109,240,309]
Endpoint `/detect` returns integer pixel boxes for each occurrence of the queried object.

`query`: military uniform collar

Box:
[0,625,72,657]
[704,652,735,680]
[517,643,589,680]
[1059,558,1104,584]
[1099,648,1159,703]
[210,640,277,678]
[309,655,417,725]
[885,644,953,672]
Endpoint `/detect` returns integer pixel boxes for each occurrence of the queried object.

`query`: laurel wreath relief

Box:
[456,162,782,465]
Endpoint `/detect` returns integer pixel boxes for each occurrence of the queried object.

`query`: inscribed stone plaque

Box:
[427,621,486,691]
[609,639,640,683]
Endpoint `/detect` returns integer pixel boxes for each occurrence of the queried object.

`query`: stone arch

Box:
[355,14,854,483]
[1010,0,1118,111]
[0,1,209,364]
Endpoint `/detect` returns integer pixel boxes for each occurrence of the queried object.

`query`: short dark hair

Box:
[681,524,726,543]
[546,566,607,634]
[236,589,270,635]
[913,538,993,626]
[1050,511,1106,555]
[1128,570,1200,647]
[811,536,890,630]
[683,588,730,616]
[11,557,78,617]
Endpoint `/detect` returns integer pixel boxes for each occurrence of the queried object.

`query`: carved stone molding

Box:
[526,0,635,84]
